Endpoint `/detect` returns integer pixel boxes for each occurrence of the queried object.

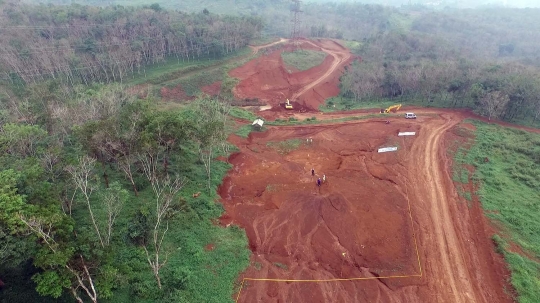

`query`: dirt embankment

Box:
[230,39,355,115]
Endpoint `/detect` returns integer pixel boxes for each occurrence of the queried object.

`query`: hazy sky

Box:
[304,0,540,8]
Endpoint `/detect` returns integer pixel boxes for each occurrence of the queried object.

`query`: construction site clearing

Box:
[218,39,514,303]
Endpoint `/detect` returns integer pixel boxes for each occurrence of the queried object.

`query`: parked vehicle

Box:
[405,113,417,119]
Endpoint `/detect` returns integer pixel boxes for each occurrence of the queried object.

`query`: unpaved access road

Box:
[250,38,289,55]
[290,40,351,101]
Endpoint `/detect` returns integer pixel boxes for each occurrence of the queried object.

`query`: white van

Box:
[405,113,417,119]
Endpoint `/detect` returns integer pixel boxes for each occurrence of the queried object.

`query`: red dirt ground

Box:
[222,111,514,303]
[230,38,354,114]
[201,81,222,96]
[219,39,516,302]
[160,84,194,101]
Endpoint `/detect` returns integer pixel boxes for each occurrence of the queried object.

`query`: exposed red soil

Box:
[160,84,194,101]
[230,39,355,113]
[201,81,222,96]
[217,38,518,302]
[221,109,516,303]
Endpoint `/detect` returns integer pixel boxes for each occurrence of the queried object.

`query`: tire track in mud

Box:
[250,38,289,55]
[291,41,351,101]
[412,114,479,303]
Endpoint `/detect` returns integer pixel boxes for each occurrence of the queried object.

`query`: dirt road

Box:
[230,38,354,112]
[250,38,289,54]
[409,114,477,302]
[290,40,351,101]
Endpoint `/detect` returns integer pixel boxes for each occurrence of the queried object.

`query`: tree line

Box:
[0,1,263,85]
[339,31,540,123]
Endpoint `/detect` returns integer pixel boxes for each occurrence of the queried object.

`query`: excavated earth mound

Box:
[220,111,515,303]
[221,120,422,302]
[230,39,354,112]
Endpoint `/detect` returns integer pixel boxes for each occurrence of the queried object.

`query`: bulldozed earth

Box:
[219,39,514,303]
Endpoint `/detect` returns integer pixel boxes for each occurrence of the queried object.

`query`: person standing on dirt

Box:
[323,174,326,183]
[317,178,321,187]
[311,168,315,176]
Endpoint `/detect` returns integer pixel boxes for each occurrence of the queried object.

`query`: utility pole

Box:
[290,0,302,46]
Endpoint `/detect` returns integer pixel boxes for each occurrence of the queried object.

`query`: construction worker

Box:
[317,178,321,187]
[311,168,315,176]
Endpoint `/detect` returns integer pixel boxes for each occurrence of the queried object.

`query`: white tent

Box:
[252,119,264,128]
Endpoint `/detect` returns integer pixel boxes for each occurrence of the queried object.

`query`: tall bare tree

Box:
[18,214,99,303]
[481,91,510,120]
[101,182,127,246]
[65,156,104,248]
[138,151,186,289]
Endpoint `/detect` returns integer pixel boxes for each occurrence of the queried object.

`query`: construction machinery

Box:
[381,104,402,113]
[285,99,293,110]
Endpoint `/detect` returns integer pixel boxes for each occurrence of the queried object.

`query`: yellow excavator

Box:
[285,99,293,110]
[381,104,401,113]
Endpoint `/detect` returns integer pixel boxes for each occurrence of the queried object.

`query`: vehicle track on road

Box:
[410,114,480,303]
[291,40,351,101]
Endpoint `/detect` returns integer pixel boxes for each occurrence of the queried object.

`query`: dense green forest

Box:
[0,2,258,303]
[0,82,250,303]
[320,6,540,125]
[336,30,540,124]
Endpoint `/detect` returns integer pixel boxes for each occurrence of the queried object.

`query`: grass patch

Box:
[338,39,363,54]
[164,70,223,97]
[492,235,540,303]
[268,113,384,126]
[265,184,277,192]
[250,36,280,46]
[320,96,399,112]
[320,94,477,113]
[234,124,266,138]
[126,48,251,86]
[281,50,327,71]
[229,107,258,121]
[266,139,303,154]
[254,262,262,271]
[234,125,253,138]
[459,120,540,302]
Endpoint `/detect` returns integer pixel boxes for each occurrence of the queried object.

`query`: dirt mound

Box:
[230,39,354,112]
[222,110,514,303]
[201,81,222,96]
[222,120,421,302]
[160,84,194,101]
